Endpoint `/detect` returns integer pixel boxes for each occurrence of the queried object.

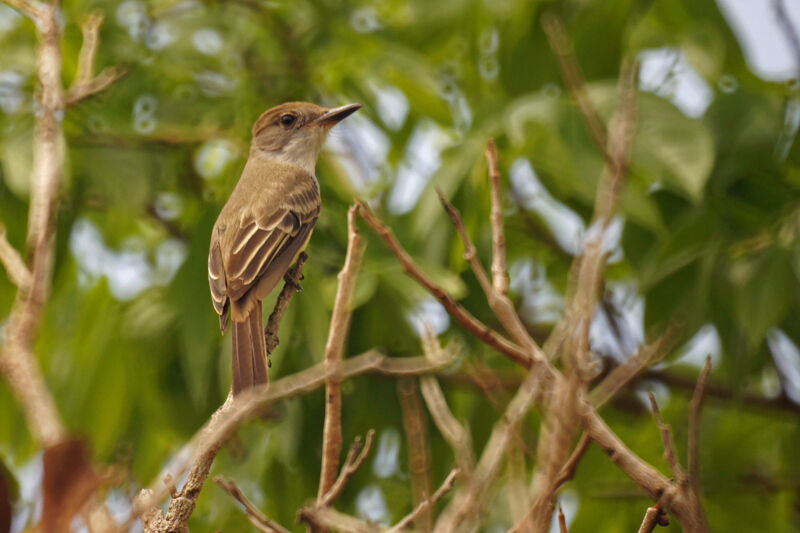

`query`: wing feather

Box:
[208,166,320,327]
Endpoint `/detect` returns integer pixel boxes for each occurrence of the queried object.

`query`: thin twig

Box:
[647,392,686,486]
[318,205,365,501]
[65,11,126,105]
[434,189,547,364]
[485,139,509,295]
[590,324,679,408]
[2,0,45,20]
[214,475,292,533]
[435,365,550,533]
[688,357,712,495]
[398,378,434,532]
[388,469,460,533]
[357,201,532,367]
[553,433,591,491]
[264,252,307,354]
[541,11,608,158]
[0,224,31,291]
[129,349,455,529]
[319,430,376,507]
[419,375,475,476]
[558,505,567,533]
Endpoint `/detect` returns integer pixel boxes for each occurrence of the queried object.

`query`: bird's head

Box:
[250,101,361,174]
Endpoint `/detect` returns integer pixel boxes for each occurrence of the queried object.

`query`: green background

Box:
[1,0,799,530]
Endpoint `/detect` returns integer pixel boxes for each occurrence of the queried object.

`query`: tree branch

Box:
[357,201,532,367]
[541,11,608,159]
[130,349,456,529]
[264,252,307,354]
[2,0,45,21]
[388,469,460,533]
[637,505,668,533]
[485,139,509,295]
[0,224,31,291]
[318,205,366,501]
[214,475,292,533]
[688,357,711,509]
[648,392,686,485]
[319,430,376,508]
[65,11,126,105]
[399,378,434,531]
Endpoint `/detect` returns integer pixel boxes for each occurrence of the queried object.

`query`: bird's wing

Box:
[209,171,320,324]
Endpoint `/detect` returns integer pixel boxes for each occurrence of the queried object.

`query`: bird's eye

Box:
[280,114,296,126]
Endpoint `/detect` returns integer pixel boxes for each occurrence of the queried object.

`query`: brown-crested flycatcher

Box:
[208,101,361,395]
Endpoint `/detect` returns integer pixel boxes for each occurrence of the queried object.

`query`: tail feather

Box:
[231,303,268,396]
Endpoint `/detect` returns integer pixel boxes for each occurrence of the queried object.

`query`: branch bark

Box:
[131,349,456,529]
[318,205,365,501]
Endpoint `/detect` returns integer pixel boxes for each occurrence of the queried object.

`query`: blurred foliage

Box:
[1,0,799,531]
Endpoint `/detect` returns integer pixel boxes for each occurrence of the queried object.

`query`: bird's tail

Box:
[231,303,268,395]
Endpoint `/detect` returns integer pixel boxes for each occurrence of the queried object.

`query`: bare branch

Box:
[0,224,31,291]
[318,205,366,500]
[648,392,686,485]
[485,139,509,295]
[2,0,45,21]
[541,11,608,158]
[319,430,376,508]
[638,504,670,532]
[388,469,460,533]
[0,0,66,450]
[298,506,379,533]
[553,433,591,491]
[72,11,103,88]
[129,349,454,528]
[419,375,475,476]
[264,252,307,353]
[357,201,532,367]
[590,324,679,408]
[434,190,547,364]
[436,366,549,533]
[65,11,126,105]
[214,475,292,533]
[688,357,712,495]
[65,66,126,105]
[398,378,434,531]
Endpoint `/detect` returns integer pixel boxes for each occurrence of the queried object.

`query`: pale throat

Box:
[260,129,327,176]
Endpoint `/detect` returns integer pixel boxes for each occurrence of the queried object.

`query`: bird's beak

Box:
[314,103,362,126]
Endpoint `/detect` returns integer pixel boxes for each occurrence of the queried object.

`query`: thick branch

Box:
[318,205,365,500]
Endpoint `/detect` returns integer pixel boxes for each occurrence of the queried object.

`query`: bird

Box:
[208,101,361,395]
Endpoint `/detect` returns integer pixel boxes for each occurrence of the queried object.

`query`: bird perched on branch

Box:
[208,101,361,395]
